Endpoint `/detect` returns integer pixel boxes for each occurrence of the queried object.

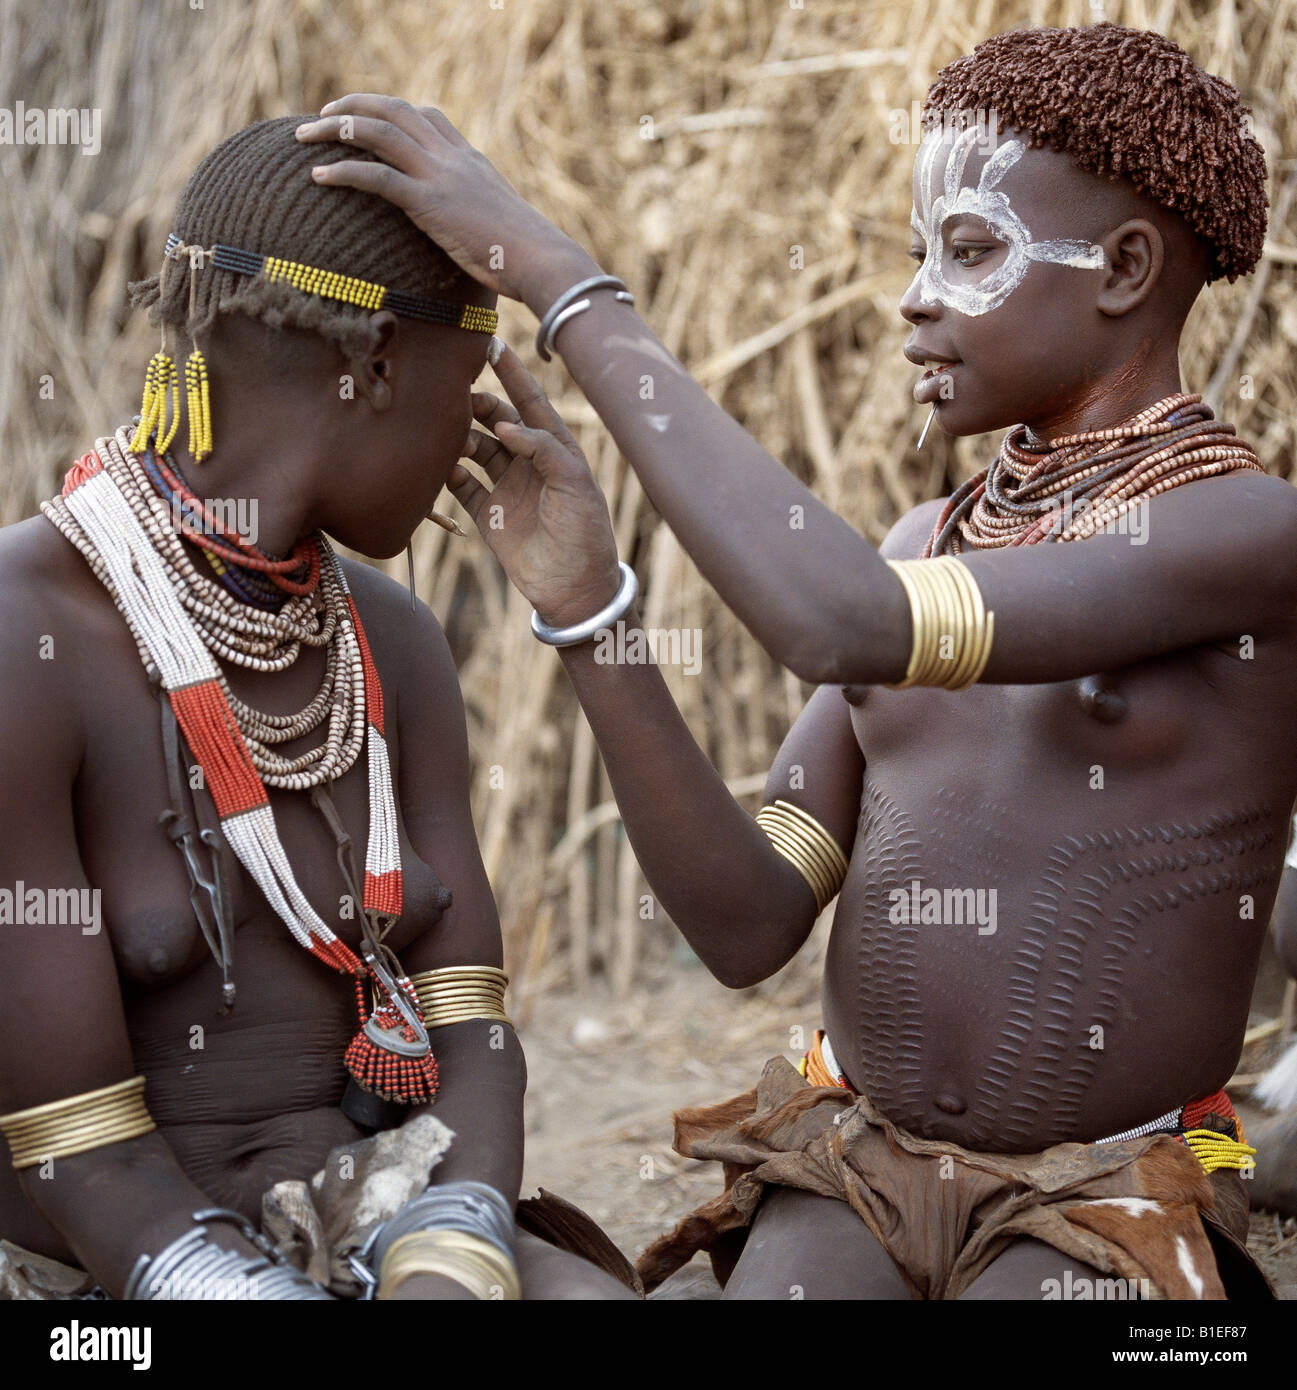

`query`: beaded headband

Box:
[163,234,498,334]
[131,236,499,464]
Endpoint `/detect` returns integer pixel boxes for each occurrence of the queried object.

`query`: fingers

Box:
[463,427,512,483]
[413,106,473,149]
[445,465,490,526]
[490,342,580,448]
[493,421,580,482]
[316,94,449,146]
[471,390,522,435]
[307,157,421,205]
[295,114,432,175]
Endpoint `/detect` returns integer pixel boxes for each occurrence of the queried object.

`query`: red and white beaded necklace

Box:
[40,427,436,1104]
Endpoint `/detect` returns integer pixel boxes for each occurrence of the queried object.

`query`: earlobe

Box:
[1095,219,1164,316]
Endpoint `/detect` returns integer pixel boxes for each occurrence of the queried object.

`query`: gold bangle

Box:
[418,1010,513,1030]
[0,1076,155,1170]
[410,966,513,1031]
[886,556,994,691]
[754,800,849,913]
[377,1229,521,1301]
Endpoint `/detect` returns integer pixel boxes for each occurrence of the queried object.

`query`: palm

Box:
[448,345,621,626]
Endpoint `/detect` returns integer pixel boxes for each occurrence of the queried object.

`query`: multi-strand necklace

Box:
[40,427,435,1105]
[925,394,1265,556]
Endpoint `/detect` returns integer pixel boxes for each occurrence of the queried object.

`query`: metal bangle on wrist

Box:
[530,562,638,647]
[125,1208,334,1300]
[535,275,634,362]
[350,1179,520,1301]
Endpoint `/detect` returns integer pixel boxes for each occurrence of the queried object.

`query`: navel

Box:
[1077,673,1127,724]
[933,1092,966,1115]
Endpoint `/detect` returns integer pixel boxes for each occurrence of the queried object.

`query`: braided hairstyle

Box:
[922,22,1268,283]
[129,115,474,358]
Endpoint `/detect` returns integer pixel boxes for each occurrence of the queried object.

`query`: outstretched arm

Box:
[441,348,863,987]
[298,98,1297,683]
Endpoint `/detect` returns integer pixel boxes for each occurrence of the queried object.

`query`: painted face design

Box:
[910,126,1105,317]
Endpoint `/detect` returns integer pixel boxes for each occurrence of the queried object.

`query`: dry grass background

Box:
[2,0,1295,1011]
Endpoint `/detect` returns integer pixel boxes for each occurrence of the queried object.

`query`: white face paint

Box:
[909,127,1106,317]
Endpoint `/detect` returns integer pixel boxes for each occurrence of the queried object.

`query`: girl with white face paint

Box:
[296,27,1290,1300]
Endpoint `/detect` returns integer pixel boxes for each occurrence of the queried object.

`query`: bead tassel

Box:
[184,348,213,462]
[344,977,438,1103]
[130,351,181,456]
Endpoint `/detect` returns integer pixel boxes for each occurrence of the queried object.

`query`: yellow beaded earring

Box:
[183,246,213,462]
[129,248,180,456]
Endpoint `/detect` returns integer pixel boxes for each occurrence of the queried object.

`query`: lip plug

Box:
[917,405,937,450]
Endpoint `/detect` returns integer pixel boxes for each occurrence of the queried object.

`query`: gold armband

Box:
[0,1076,156,1170]
[410,966,512,1030]
[886,556,994,691]
[755,800,849,913]
[377,1229,521,1301]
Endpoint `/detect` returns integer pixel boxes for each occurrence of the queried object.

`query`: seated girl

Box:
[0,115,636,1302]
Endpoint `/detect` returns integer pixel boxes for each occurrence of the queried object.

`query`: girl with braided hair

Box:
[0,115,637,1300]
[297,21,1297,1298]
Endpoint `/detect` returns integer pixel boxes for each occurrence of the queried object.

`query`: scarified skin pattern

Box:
[852,787,1016,1122]
[853,781,927,1116]
[965,807,1276,1150]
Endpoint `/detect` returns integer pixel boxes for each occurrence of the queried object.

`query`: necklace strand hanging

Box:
[40,426,437,1105]
[925,394,1265,556]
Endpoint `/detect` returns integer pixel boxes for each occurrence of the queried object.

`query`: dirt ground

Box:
[517,943,1297,1301]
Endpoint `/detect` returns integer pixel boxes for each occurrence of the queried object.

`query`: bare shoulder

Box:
[0,512,99,612]
[336,555,459,707]
[0,516,93,772]
[1143,468,1297,537]
[879,498,947,560]
[0,514,114,665]
[1138,471,1297,596]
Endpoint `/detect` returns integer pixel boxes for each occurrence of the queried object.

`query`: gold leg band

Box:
[0,1076,156,1170]
[410,966,513,1031]
[886,556,995,691]
[378,1229,521,1301]
[755,800,850,913]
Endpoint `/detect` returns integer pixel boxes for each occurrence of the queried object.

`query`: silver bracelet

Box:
[530,562,638,647]
[535,275,634,361]
[125,1208,334,1300]
[349,1179,518,1301]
